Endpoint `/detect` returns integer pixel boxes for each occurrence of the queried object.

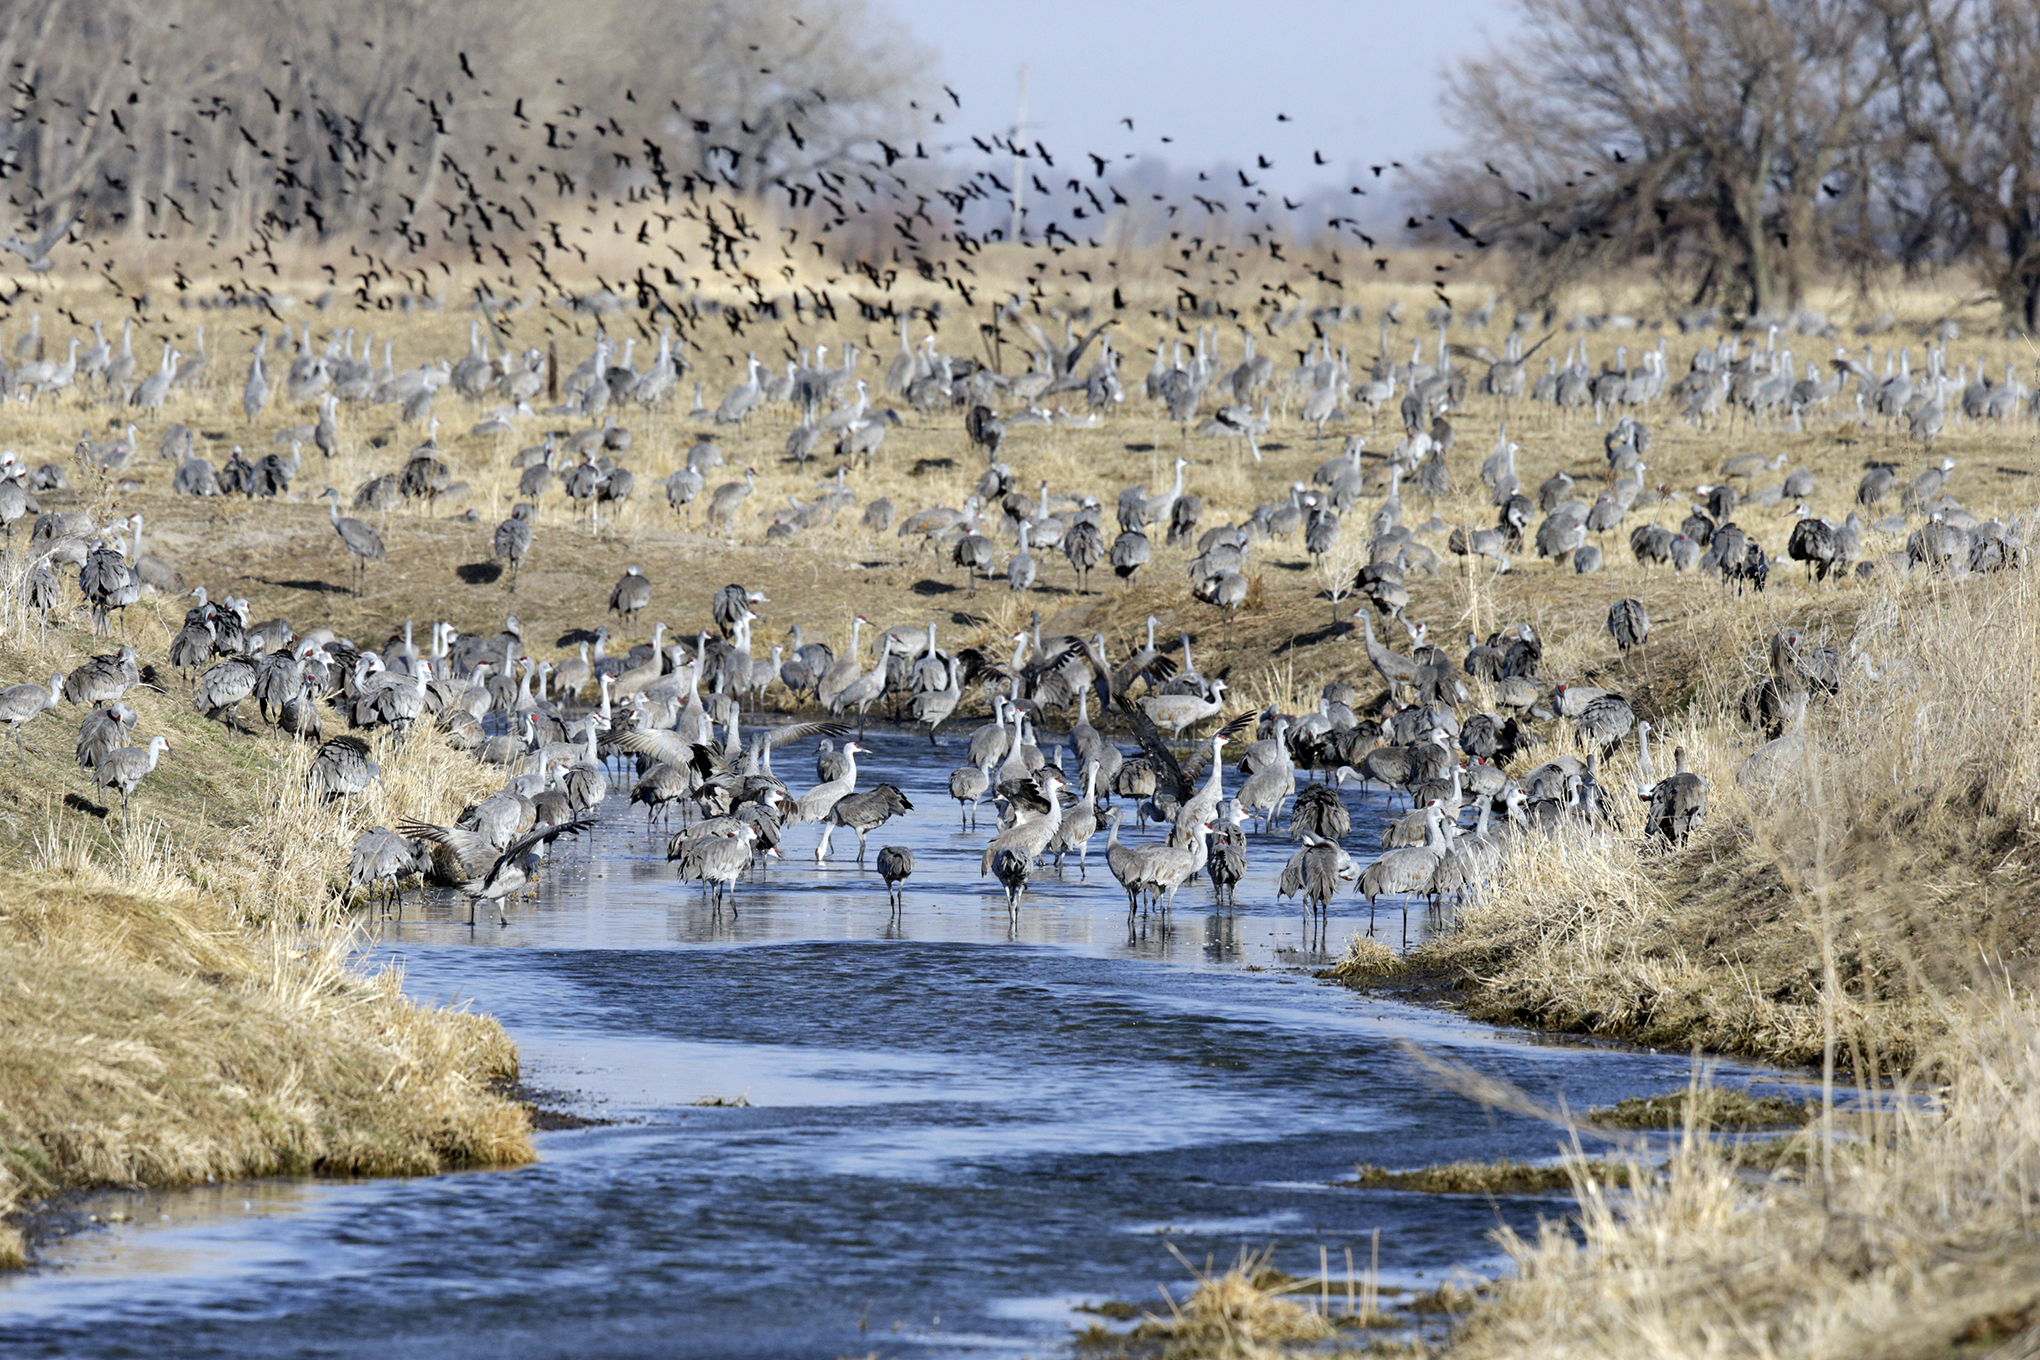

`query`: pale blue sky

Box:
[871,0,1515,209]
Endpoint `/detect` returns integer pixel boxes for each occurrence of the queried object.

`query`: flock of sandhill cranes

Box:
[0,295,2017,933]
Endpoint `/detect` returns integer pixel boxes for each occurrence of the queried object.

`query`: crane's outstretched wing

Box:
[612,727,715,774]
[760,719,849,750]
[480,813,600,890]
[1115,694,1190,802]
[395,818,495,882]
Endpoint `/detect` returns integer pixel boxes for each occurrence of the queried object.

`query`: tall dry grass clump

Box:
[1407,567,2040,1357]
[1450,989,2040,1360]
[1423,566,2040,1071]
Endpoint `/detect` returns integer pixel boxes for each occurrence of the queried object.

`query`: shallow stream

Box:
[0,730,1801,1358]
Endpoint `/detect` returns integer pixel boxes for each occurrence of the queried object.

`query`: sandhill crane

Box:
[819,783,913,863]
[715,354,763,425]
[980,768,1069,912]
[1357,611,1423,694]
[1127,820,1212,913]
[194,639,267,727]
[1903,456,1956,510]
[609,565,651,625]
[951,509,994,591]
[75,702,135,772]
[1278,833,1357,916]
[708,467,756,530]
[1358,801,1449,929]
[348,827,428,912]
[309,735,381,799]
[877,844,913,910]
[79,536,141,636]
[949,761,991,830]
[665,465,705,519]
[1,209,77,272]
[95,735,169,813]
[402,814,599,924]
[63,646,140,706]
[815,616,870,713]
[243,345,269,422]
[1638,721,1709,843]
[1048,761,1102,878]
[795,740,865,825]
[1207,801,1249,905]
[1135,679,1227,738]
[912,655,964,744]
[131,344,179,411]
[1291,773,1356,842]
[1568,686,1637,756]
[1109,528,1150,586]
[1606,599,1649,651]
[830,634,893,735]
[493,503,533,590]
[1061,516,1104,593]
[1235,719,1295,833]
[319,487,384,594]
[1008,522,1037,591]
[0,673,61,761]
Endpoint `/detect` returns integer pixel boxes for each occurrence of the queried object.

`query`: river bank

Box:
[1314,568,2040,1359]
[0,582,531,1267]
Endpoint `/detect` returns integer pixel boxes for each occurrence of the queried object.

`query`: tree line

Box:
[0,0,925,258]
[1419,0,2040,328]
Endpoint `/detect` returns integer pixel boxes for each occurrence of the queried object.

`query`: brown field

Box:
[2,255,2039,1353]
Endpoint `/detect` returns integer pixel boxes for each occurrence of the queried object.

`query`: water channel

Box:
[1,729,1803,1358]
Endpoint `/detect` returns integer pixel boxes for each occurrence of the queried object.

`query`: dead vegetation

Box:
[1342,1160,1620,1195]
[1587,1087,1816,1130]
[1381,516,2040,1358]
[0,530,527,1266]
[1419,566,2040,1071]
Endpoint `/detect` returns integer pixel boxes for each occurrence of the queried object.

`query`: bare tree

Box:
[0,0,926,256]
[1422,0,1911,318]
[1894,0,2040,328]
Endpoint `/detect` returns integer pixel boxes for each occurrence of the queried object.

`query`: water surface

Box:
[0,729,1802,1358]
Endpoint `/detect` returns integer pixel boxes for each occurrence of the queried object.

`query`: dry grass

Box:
[3,262,2040,1329]
[1396,517,2040,1356]
[0,524,525,1264]
[1449,992,2040,1360]
[1419,566,2040,1071]
[1083,1248,1338,1360]
[1326,934,1408,981]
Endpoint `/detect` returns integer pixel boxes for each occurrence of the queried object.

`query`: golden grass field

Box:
[2,251,2039,1353]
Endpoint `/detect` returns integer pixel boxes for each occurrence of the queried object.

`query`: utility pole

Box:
[1009,64,1029,244]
